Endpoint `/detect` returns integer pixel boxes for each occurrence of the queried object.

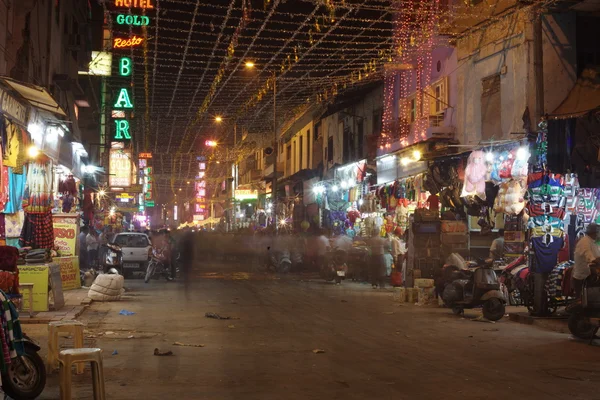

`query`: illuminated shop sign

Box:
[113,36,144,49]
[114,0,155,9]
[109,148,132,187]
[115,14,150,26]
[119,57,132,77]
[113,120,131,140]
[114,88,133,108]
[139,152,152,159]
[234,189,258,201]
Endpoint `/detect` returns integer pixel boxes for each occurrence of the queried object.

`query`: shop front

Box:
[0,77,87,312]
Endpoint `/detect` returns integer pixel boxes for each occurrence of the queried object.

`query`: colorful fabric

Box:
[527,215,564,229]
[528,173,564,188]
[528,184,565,197]
[22,159,53,213]
[4,211,24,238]
[531,235,564,273]
[527,203,565,219]
[530,226,564,238]
[19,211,54,249]
[4,167,26,213]
[545,261,573,298]
[527,193,566,208]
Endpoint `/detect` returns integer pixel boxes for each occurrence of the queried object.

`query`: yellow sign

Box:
[109,148,132,187]
[53,214,79,256]
[116,193,134,199]
[234,189,258,200]
[79,51,112,76]
[56,257,81,291]
[19,265,50,312]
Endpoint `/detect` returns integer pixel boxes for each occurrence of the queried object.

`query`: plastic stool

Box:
[48,320,85,374]
[18,283,35,318]
[59,348,106,400]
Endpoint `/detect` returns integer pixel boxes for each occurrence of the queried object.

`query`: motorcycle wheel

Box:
[144,262,156,283]
[1,344,46,400]
[568,313,597,339]
[482,298,506,321]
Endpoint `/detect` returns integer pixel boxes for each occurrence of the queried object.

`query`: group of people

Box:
[78,226,115,270]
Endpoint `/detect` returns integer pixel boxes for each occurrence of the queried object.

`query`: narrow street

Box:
[34,260,599,400]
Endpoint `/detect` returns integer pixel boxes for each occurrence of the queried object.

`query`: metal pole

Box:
[272,71,278,232]
[233,123,237,231]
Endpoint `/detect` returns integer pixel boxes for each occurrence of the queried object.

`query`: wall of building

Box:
[455,9,533,145]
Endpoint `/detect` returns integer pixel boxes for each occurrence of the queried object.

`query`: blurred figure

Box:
[368,232,386,289]
[179,230,195,299]
[86,228,99,268]
[79,226,89,270]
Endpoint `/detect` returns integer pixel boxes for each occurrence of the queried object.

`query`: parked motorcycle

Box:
[144,249,173,283]
[101,243,123,274]
[1,332,46,399]
[319,249,348,284]
[268,249,292,274]
[441,259,506,321]
[566,262,600,341]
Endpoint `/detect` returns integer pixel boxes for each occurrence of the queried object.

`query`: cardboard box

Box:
[393,287,406,303]
[407,288,419,303]
[414,278,435,288]
[417,287,437,305]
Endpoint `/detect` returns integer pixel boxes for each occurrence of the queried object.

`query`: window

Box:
[327,136,333,162]
[306,130,311,168]
[429,77,449,115]
[481,73,502,140]
[410,97,416,123]
[286,145,291,160]
[299,135,303,169]
[372,110,382,136]
[357,119,364,159]
[114,234,149,248]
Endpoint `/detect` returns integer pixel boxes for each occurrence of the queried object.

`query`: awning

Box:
[1,77,66,116]
[549,67,600,119]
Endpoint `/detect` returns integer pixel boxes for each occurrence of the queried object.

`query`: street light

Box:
[245,61,255,69]
[215,116,223,123]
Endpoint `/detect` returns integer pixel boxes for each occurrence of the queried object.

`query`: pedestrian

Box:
[161,229,177,280]
[86,228,99,268]
[79,226,89,270]
[572,223,600,299]
[368,232,386,289]
[179,230,195,300]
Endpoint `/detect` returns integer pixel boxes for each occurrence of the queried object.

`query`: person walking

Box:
[86,228,99,268]
[369,232,386,289]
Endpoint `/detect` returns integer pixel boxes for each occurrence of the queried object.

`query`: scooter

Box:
[441,259,506,321]
[1,326,46,399]
[101,243,123,274]
[269,249,291,274]
[320,249,348,284]
[144,249,173,283]
[566,262,600,342]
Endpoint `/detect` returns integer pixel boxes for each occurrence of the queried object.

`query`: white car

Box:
[111,232,152,277]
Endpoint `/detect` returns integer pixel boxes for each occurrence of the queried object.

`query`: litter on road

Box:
[112,350,118,355]
[119,309,136,316]
[312,349,326,354]
[154,348,174,356]
[173,342,205,347]
[205,312,233,320]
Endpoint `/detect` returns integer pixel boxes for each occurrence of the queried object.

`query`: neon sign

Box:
[114,88,133,108]
[109,149,132,188]
[114,0,154,8]
[119,57,132,77]
[116,14,150,26]
[113,36,144,49]
[114,120,132,140]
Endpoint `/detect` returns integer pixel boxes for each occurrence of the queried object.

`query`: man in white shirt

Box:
[572,223,600,299]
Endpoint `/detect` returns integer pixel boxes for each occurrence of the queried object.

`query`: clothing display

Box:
[530,235,564,273]
[19,211,54,249]
[22,159,53,214]
[545,261,573,298]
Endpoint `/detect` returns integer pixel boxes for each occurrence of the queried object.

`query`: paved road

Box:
[37,261,599,400]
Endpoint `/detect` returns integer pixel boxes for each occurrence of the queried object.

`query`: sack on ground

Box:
[88,274,124,301]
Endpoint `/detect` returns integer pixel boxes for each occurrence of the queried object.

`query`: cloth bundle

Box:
[88,274,125,302]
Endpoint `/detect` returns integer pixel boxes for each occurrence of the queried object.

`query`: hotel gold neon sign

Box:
[114,0,154,8]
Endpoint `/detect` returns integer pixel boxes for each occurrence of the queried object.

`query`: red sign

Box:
[113,36,144,49]
[115,0,154,8]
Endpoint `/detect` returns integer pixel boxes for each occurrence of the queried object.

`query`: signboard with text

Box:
[109,148,132,187]
[52,214,80,256]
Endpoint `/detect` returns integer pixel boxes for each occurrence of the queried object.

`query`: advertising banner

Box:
[56,257,81,291]
[52,214,80,256]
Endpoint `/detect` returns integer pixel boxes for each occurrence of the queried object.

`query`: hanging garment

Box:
[545,261,574,298]
[530,225,564,238]
[22,159,53,214]
[0,291,25,358]
[4,211,24,239]
[461,151,488,200]
[527,203,566,219]
[19,211,54,249]
[528,184,565,197]
[530,234,564,273]
[4,167,25,214]
[527,215,564,229]
[2,120,20,168]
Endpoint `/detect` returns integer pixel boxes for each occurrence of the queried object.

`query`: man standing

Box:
[572,223,600,299]
[369,232,386,289]
[86,228,99,268]
[489,229,505,260]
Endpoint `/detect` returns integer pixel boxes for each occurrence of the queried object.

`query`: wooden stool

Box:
[48,320,85,374]
[59,348,106,400]
[18,283,35,318]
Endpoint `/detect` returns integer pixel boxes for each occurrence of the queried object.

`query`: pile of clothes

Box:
[24,248,51,264]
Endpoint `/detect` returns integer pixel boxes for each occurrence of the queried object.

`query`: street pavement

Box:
[32,260,599,400]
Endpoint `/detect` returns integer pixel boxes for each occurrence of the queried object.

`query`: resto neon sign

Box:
[113,36,144,49]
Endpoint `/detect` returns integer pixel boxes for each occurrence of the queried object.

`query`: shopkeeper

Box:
[572,223,600,299]
[489,229,505,260]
